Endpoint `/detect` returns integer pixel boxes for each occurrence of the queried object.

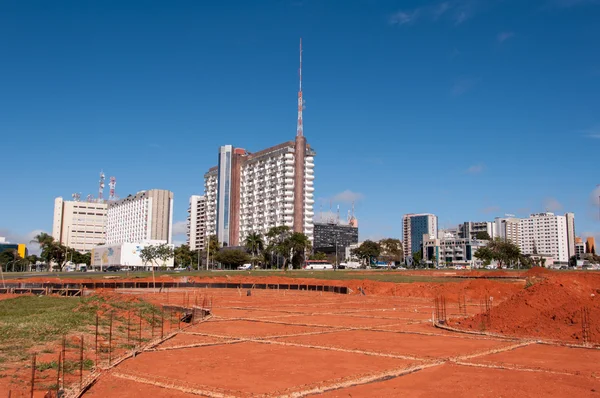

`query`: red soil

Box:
[319,363,599,398]
[450,272,600,343]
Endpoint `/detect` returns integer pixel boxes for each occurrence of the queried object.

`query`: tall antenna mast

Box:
[296,38,304,137]
[98,171,105,202]
[109,176,117,201]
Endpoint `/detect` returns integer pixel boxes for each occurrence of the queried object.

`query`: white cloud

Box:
[331,190,364,203]
[390,1,482,27]
[389,10,420,25]
[581,125,600,138]
[172,221,188,236]
[466,163,484,174]
[497,31,515,43]
[452,77,481,96]
[543,197,563,212]
[314,211,349,225]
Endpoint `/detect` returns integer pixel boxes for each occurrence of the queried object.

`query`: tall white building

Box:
[204,168,218,239]
[52,197,107,253]
[519,212,569,263]
[203,142,315,247]
[565,212,576,259]
[106,189,174,245]
[187,195,207,251]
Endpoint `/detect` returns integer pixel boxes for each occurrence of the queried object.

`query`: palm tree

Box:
[30,232,54,249]
[244,232,264,259]
[287,232,312,270]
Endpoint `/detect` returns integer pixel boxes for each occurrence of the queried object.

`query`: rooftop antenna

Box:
[296,38,304,137]
[109,176,117,201]
[72,193,81,202]
[98,171,105,202]
[337,205,340,225]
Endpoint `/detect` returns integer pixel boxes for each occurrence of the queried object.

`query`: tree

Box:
[379,238,403,263]
[351,240,381,266]
[174,244,194,268]
[309,252,327,261]
[214,249,251,268]
[244,232,264,258]
[287,232,312,270]
[568,255,577,268]
[475,231,491,240]
[140,244,174,290]
[412,251,423,267]
[265,226,292,269]
[474,238,521,269]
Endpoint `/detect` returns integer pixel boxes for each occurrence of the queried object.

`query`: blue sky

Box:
[1,0,599,249]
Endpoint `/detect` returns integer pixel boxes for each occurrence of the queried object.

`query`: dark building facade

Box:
[313,223,359,254]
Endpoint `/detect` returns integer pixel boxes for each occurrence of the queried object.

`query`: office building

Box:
[313,222,359,255]
[458,221,494,240]
[106,189,173,245]
[493,216,521,246]
[187,195,207,251]
[403,213,438,257]
[52,197,107,253]
[565,213,576,259]
[203,41,315,247]
[91,240,174,270]
[423,233,488,267]
[586,237,596,254]
[519,212,569,263]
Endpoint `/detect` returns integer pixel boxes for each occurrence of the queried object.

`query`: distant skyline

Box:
[0,0,599,251]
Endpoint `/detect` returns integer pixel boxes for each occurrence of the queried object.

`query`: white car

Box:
[237,264,252,270]
[339,262,361,269]
[303,262,334,270]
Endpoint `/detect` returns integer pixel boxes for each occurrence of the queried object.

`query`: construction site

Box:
[0,269,598,397]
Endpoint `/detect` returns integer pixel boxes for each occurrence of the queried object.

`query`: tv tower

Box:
[109,176,117,201]
[293,38,307,234]
[98,171,105,202]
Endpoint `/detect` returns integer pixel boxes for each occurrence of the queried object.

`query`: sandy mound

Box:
[450,272,600,343]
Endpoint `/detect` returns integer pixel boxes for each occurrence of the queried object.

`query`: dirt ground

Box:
[3,271,599,397]
[78,283,599,398]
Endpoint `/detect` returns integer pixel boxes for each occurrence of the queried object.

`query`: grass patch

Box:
[0,295,159,363]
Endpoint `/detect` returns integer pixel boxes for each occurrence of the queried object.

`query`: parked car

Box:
[103,266,120,272]
[339,262,361,269]
[237,264,252,270]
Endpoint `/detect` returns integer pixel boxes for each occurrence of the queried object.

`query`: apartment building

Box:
[204,141,315,247]
[402,213,438,257]
[187,195,207,251]
[519,212,568,262]
[52,197,107,253]
[106,189,173,245]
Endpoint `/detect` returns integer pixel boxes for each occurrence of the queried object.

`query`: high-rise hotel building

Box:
[204,142,316,247]
[203,39,315,246]
[106,189,174,245]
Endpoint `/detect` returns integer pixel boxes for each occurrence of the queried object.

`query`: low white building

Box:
[91,240,174,270]
[423,233,489,268]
